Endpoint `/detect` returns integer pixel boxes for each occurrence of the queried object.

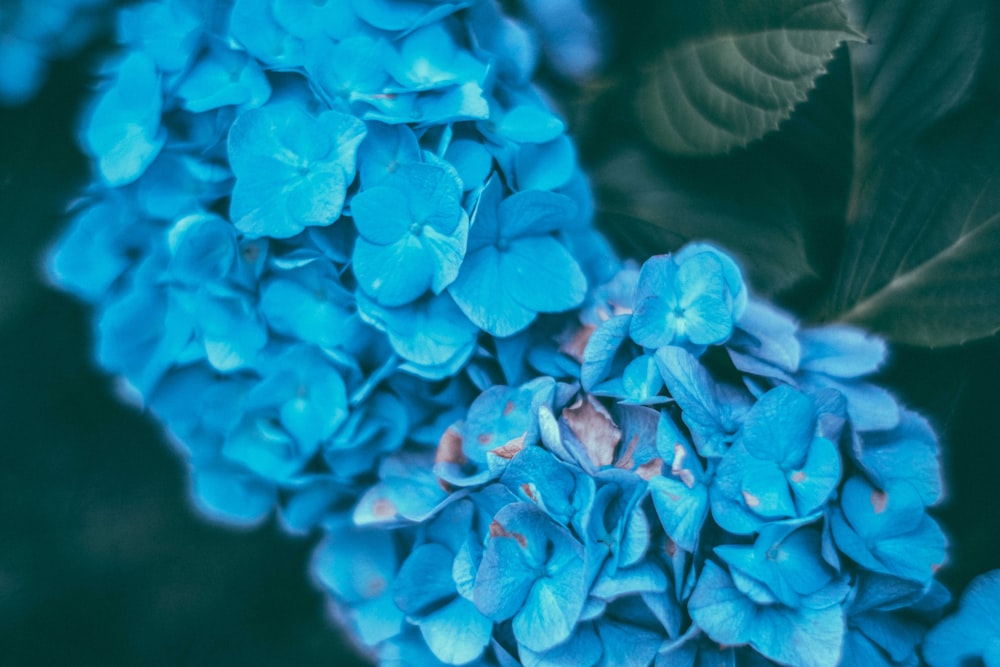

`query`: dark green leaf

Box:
[636,0,860,156]
[594,148,818,296]
[830,114,1000,347]
[846,0,990,159]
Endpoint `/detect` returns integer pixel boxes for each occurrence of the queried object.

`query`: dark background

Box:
[1,10,998,667]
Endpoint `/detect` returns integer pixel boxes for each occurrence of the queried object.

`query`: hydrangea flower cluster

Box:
[309,244,954,667]
[48,0,616,528]
[45,0,997,665]
[0,0,110,105]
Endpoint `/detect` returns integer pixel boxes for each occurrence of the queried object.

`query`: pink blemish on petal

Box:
[670,444,697,489]
[664,538,677,557]
[666,491,681,502]
[612,303,634,316]
[489,520,527,548]
[503,400,515,416]
[435,426,467,465]
[491,433,526,460]
[558,324,595,363]
[870,489,888,514]
[742,490,761,508]
[562,395,622,468]
[373,498,397,519]
[520,483,537,501]
[636,458,663,480]
[791,471,807,483]
[615,434,639,470]
[365,575,387,597]
[478,433,493,445]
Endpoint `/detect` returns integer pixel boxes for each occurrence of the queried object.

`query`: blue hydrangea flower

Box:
[392,500,494,664]
[449,176,587,337]
[688,560,846,667]
[474,501,588,652]
[923,569,1000,666]
[630,243,747,350]
[0,0,109,105]
[228,103,366,238]
[352,162,469,305]
[711,385,842,535]
[829,475,947,584]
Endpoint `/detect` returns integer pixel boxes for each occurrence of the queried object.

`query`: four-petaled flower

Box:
[352,162,469,306]
[228,103,366,238]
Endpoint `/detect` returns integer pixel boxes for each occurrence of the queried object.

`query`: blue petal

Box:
[727,298,801,379]
[119,0,203,72]
[513,563,587,652]
[674,253,732,345]
[581,315,632,392]
[504,236,587,312]
[444,137,493,191]
[654,346,741,458]
[357,121,423,188]
[259,264,358,350]
[498,188,577,238]
[351,0,466,32]
[228,104,364,238]
[273,0,363,41]
[190,464,275,527]
[650,476,708,553]
[690,562,846,667]
[389,23,488,91]
[351,184,413,245]
[230,0,305,67]
[740,385,815,466]
[515,135,575,190]
[354,234,435,305]
[449,245,537,336]
[82,52,165,186]
[310,527,398,605]
[419,595,493,665]
[923,570,1000,667]
[497,104,566,143]
[357,291,479,376]
[177,46,271,112]
[799,324,887,377]
[393,543,458,615]
[519,623,602,667]
[791,436,841,515]
[832,477,947,583]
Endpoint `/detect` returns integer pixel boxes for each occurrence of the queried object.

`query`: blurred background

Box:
[1,2,998,665]
[0,47,368,665]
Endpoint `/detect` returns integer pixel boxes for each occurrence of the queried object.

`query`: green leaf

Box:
[831,114,1000,347]
[636,0,861,156]
[846,0,989,160]
[594,148,818,296]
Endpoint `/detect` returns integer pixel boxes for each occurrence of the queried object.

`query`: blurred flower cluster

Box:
[42,0,996,665]
[0,0,109,105]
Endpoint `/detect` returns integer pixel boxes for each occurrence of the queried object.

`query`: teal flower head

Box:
[630,243,747,351]
[352,161,469,306]
[228,102,366,238]
[449,176,587,337]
